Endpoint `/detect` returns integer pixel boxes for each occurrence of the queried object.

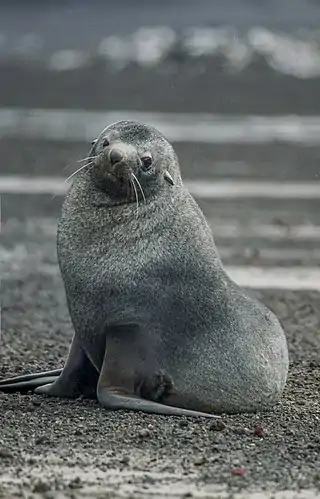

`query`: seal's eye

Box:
[141,155,153,171]
[102,138,110,147]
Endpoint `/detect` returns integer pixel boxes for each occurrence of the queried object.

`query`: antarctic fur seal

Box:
[0,120,289,418]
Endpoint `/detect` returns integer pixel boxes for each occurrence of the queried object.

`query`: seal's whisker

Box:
[132,172,146,204]
[63,156,96,173]
[87,163,96,173]
[65,161,94,183]
[130,175,139,218]
[77,156,96,163]
[125,176,130,200]
[63,164,73,172]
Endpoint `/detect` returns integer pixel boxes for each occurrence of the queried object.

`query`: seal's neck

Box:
[63,173,177,230]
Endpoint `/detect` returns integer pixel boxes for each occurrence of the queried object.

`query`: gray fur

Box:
[0,120,289,417]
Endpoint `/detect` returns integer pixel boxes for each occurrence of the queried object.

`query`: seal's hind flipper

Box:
[97,388,221,418]
[0,376,60,393]
[0,368,63,387]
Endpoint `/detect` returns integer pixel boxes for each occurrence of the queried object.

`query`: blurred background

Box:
[2,4,320,494]
[1,0,320,286]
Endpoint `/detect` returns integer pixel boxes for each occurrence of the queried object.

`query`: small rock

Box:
[194,455,207,466]
[309,360,320,368]
[232,426,251,436]
[179,419,188,428]
[253,426,266,438]
[33,480,51,493]
[119,455,130,465]
[0,447,13,459]
[35,435,51,445]
[32,399,41,407]
[26,404,36,412]
[137,428,151,439]
[285,428,295,436]
[209,420,226,431]
[69,477,82,489]
[313,471,320,483]
[232,467,246,477]
[143,475,155,484]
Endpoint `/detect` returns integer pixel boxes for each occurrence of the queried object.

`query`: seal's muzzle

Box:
[109,148,124,166]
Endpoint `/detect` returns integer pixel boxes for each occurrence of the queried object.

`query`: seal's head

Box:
[88,120,180,202]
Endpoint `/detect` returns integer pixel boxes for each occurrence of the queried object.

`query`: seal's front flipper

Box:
[0,335,99,399]
[35,335,99,399]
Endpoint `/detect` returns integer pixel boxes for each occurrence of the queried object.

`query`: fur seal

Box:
[0,120,289,418]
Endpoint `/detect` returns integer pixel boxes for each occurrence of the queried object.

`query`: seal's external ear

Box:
[164,170,174,185]
[88,139,98,157]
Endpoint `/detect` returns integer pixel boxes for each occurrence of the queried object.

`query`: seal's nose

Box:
[109,148,124,166]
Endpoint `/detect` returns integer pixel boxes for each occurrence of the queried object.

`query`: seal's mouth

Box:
[94,144,141,190]
[101,161,134,190]
[92,155,140,203]
[107,169,132,192]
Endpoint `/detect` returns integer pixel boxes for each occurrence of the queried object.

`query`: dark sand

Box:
[1,273,320,498]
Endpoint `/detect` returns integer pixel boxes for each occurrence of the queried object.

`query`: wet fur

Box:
[0,121,289,417]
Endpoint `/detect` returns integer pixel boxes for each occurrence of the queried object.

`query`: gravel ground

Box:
[1,272,320,498]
